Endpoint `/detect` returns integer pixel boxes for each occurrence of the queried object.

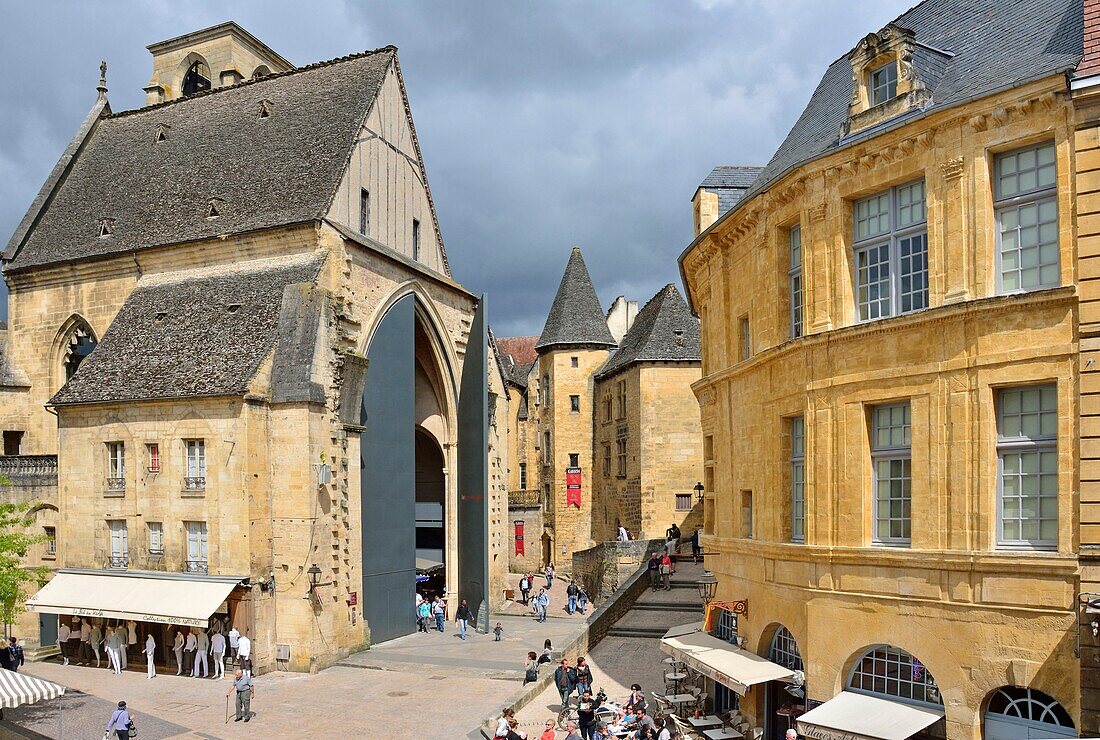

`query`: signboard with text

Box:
[566,467,582,507]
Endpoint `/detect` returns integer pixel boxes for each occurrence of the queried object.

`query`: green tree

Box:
[0,476,48,630]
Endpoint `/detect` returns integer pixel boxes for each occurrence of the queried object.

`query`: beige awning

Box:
[26,570,241,628]
[660,623,795,695]
[796,691,945,740]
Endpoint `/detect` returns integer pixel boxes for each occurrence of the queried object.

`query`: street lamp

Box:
[694,481,704,502]
[307,563,322,594]
[697,570,718,604]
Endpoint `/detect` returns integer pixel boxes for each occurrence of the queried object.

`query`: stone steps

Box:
[630,602,704,613]
[605,625,669,638]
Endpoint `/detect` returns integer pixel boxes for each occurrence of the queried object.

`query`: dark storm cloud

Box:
[0,1,910,334]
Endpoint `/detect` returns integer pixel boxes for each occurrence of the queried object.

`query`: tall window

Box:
[64,321,97,381]
[148,522,164,554]
[108,520,128,568]
[871,403,911,546]
[570,395,580,413]
[738,315,751,360]
[542,375,551,406]
[359,189,370,235]
[849,645,941,707]
[855,180,927,321]
[616,438,627,477]
[543,431,551,465]
[106,442,125,491]
[146,443,160,473]
[43,527,56,557]
[616,380,627,419]
[2,431,23,456]
[182,60,211,96]
[603,396,613,422]
[995,141,1058,293]
[870,62,897,106]
[412,219,421,261]
[997,385,1057,549]
[790,416,806,543]
[186,521,208,573]
[741,490,754,539]
[769,626,804,672]
[184,440,206,491]
[602,445,612,477]
[789,225,803,339]
[519,462,527,489]
[568,453,579,468]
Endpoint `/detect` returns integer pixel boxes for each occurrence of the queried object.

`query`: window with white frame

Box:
[790,416,806,543]
[184,439,206,490]
[870,61,897,106]
[768,626,804,672]
[995,142,1058,293]
[871,403,911,546]
[854,180,928,321]
[106,442,125,491]
[146,443,160,473]
[186,521,208,572]
[789,225,803,339]
[148,522,164,554]
[43,526,56,557]
[997,385,1058,549]
[713,610,739,644]
[108,519,128,567]
[849,645,941,707]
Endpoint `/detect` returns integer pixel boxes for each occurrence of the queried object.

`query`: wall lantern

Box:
[307,563,322,593]
[694,481,705,502]
[697,569,718,604]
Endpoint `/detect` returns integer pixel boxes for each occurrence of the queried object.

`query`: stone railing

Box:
[507,489,540,507]
[0,455,58,488]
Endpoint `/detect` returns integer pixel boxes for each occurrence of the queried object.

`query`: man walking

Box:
[566,580,579,615]
[577,583,588,615]
[143,633,156,679]
[210,629,226,679]
[193,629,209,678]
[227,625,240,666]
[519,574,530,605]
[647,551,661,591]
[173,629,185,675]
[545,562,555,589]
[554,658,577,709]
[226,668,255,722]
[432,597,446,632]
[535,588,549,623]
[57,620,70,667]
[8,638,24,672]
[455,598,472,640]
[237,630,252,678]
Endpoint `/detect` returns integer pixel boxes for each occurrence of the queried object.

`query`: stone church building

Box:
[0,22,506,672]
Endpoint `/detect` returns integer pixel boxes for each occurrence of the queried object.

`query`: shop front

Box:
[25,569,251,671]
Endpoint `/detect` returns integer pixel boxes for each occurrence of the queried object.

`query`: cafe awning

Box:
[26,569,244,628]
[796,691,945,740]
[660,623,795,695]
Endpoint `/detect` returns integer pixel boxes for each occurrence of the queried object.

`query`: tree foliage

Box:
[0,476,48,627]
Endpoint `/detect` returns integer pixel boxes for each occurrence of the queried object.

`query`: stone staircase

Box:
[605,562,706,639]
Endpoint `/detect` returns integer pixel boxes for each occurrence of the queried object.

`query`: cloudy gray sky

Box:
[0,0,911,335]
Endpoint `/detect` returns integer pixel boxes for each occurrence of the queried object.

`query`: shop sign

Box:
[566,467,582,507]
[348,592,358,606]
[796,725,868,740]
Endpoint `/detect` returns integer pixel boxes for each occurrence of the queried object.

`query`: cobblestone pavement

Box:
[0,611,590,739]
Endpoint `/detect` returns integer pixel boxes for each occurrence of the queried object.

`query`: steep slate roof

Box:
[698,165,764,215]
[535,247,616,352]
[596,284,700,380]
[50,254,324,406]
[683,0,1083,277]
[6,48,396,271]
[496,336,539,366]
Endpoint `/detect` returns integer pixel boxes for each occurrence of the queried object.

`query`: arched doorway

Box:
[764,625,805,740]
[983,687,1076,739]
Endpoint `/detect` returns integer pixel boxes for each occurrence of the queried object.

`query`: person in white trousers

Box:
[106,628,122,675]
[173,630,185,675]
[144,633,156,678]
[192,629,209,678]
[210,630,226,679]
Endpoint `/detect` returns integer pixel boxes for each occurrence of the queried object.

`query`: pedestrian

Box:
[8,638,24,673]
[173,629,185,675]
[524,651,539,685]
[575,656,592,696]
[660,550,673,591]
[433,596,446,632]
[417,599,431,632]
[237,630,253,678]
[57,620,70,666]
[578,583,589,615]
[538,639,553,665]
[690,528,701,563]
[519,574,531,605]
[105,626,121,675]
[616,522,628,542]
[554,658,577,709]
[494,622,503,641]
[455,598,472,640]
[0,641,11,671]
[578,689,597,740]
[647,552,661,591]
[193,628,209,677]
[563,720,582,740]
[535,588,549,622]
[226,668,255,722]
[90,621,103,668]
[228,625,240,666]
[144,633,156,679]
[545,563,555,589]
[566,580,579,614]
[183,628,197,676]
[79,617,92,665]
[104,700,133,740]
[211,629,227,679]
[540,718,557,740]
[655,716,672,740]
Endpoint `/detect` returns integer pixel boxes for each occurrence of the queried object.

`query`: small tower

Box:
[535,247,616,563]
[143,21,293,105]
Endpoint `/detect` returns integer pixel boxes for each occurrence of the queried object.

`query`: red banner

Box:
[566,467,582,507]
[514,521,525,556]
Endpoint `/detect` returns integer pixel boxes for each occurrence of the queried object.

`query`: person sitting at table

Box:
[624,684,647,713]
[632,707,656,738]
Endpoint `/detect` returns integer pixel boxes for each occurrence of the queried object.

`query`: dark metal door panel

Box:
[361,295,416,644]
[457,296,489,628]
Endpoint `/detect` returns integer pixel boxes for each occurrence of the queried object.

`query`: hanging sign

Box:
[514,521,526,556]
[566,467,583,507]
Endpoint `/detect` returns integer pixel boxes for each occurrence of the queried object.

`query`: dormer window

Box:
[182,60,211,96]
[870,62,897,106]
[154,124,169,143]
[97,218,115,238]
[258,100,273,119]
[207,198,225,219]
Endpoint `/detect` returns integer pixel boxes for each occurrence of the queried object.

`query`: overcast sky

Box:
[0,0,911,335]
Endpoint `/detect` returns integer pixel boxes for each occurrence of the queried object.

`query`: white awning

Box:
[796,691,945,740]
[660,623,795,695]
[26,571,240,628]
[0,670,65,708]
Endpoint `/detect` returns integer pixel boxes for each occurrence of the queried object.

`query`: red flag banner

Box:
[566,467,582,507]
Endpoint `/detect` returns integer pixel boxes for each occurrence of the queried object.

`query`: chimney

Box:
[1078,0,1100,82]
[605,296,637,344]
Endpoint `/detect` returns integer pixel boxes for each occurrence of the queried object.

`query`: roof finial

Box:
[97,60,108,99]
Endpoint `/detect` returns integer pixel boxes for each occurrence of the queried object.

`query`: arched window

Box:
[62,320,96,381]
[768,626,804,672]
[182,60,211,96]
[251,65,271,80]
[848,645,941,707]
[986,687,1074,730]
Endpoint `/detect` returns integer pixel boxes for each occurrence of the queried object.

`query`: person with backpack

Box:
[104,700,133,740]
[566,580,580,614]
[524,651,539,685]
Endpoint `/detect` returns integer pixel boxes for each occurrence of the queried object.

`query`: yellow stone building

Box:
[0,22,506,672]
[678,1,1086,739]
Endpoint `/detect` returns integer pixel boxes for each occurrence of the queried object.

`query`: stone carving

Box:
[941,157,964,181]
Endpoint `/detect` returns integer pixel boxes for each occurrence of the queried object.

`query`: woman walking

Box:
[545,563,555,589]
[104,700,133,740]
[455,599,472,640]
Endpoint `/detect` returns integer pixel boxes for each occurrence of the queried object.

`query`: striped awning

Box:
[0,670,66,708]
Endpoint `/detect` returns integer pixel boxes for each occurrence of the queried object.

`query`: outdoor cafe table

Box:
[688,715,724,730]
[703,728,742,740]
[665,693,697,710]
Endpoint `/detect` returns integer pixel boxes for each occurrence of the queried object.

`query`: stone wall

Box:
[570,538,663,601]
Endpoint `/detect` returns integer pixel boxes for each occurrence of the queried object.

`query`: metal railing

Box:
[105,477,126,492]
[184,559,208,574]
[107,555,128,569]
[508,489,540,506]
[183,477,206,491]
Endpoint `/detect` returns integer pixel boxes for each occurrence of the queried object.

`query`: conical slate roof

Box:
[535,247,616,352]
[595,284,700,379]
